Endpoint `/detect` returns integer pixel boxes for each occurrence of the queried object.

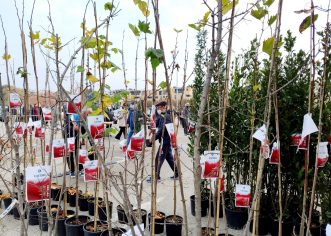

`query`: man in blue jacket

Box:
[147,101,178,182]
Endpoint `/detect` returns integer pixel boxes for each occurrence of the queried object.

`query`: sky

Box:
[0,0,329,93]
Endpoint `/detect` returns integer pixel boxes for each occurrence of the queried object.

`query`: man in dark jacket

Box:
[147,101,178,182]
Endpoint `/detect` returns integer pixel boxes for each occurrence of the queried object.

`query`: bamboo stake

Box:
[215,2,235,236]
[306,23,329,236]
[244,0,284,234]
[299,2,316,235]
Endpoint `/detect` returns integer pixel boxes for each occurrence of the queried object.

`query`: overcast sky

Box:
[0,0,329,92]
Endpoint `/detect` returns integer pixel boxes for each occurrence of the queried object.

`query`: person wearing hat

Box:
[147,101,178,182]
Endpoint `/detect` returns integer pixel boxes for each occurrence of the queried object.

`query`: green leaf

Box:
[262,37,283,56]
[151,58,161,70]
[111,67,120,73]
[251,5,268,20]
[222,0,238,15]
[129,23,140,37]
[111,48,119,54]
[138,20,152,34]
[104,2,113,11]
[188,23,201,31]
[263,0,274,7]
[299,14,318,33]
[87,74,99,84]
[76,65,85,73]
[262,37,275,56]
[105,127,118,136]
[268,15,277,26]
[253,84,261,91]
[2,53,11,60]
[30,31,40,40]
[202,11,210,26]
[137,0,150,17]
[174,28,183,33]
[85,37,97,48]
[158,81,167,89]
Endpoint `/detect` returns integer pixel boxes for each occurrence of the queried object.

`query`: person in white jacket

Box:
[115,103,128,140]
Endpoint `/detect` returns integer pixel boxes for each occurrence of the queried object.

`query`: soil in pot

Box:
[132,209,147,228]
[51,183,62,201]
[100,228,127,236]
[88,197,103,216]
[83,220,108,236]
[224,206,248,230]
[201,227,214,236]
[28,201,44,225]
[2,194,13,214]
[54,209,75,236]
[190,195,209,217]
[98,201,113,221]
[148,211,165,234]
[79,193,93,211]
[65,215,91,236]
[249,215,270,235]
[165,214,183,236]
[116,204,133,224]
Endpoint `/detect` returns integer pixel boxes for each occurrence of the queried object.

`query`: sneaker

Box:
[170,175,179,180]
[79,171,84,177]
[70,172,75,178]
[146,175,161,183]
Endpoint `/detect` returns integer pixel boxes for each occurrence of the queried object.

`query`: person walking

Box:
[180,103,189,135]
[64,112,83,177]
[115,103,128,140]
[126,103,135,146]
[147,101,178,182]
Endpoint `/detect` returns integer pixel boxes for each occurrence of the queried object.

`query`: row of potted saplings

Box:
[190,189,328,236]
[1,184,184,236]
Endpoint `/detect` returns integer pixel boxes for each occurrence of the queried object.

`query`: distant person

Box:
[64,112,83,177]
[126,103,135,146]
[115,103,128,140]
[180,103,189,135]
[147,101,178,183]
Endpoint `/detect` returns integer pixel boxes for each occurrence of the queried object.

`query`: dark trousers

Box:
[115,126,127,140]
[180,118,188,135]
[155,145,178,179]
[67,138,83,173]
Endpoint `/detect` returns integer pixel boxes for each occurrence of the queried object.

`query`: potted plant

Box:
[132,208,147,228]
[189,183,210,217]
[68,187,80,207]
[28,201,43,225]
[51,183,62,201]
[88,196,103,216]
[37,204,60,231]
[100,227,127,236]
[1,193,13,214]
[83,220,108,236]
[148,211,165,234]
[79,192,93,211]
[64,215,90,236]
[54,209,75,236]
[98,201,113,221]
[116,204,132,224]
[165,214,183,236]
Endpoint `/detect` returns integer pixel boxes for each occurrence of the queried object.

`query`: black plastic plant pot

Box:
[148,211,165,234]
[116,205,130,224]
[132,209,147,228]
[98,202,113,221]
[83,220,108,236]
[210,200,223,218]
[65,215,91,236]
[190,195,209,217]
[100,228,127,236]
[88,197,103,216]
[68,190,81,207]
[37,205,60,231]
[79,195,91,211]
[249,215,270,235]
[270,218,294,236]
[51,184,62,201]
[54,210,75,236]
[3,197,13,215]
[224,206,248,230]
[165,215,183,236]
[28,202,43,225]
[13,202,27,220]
